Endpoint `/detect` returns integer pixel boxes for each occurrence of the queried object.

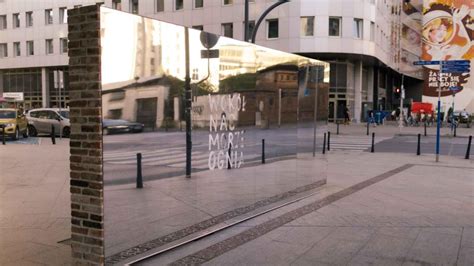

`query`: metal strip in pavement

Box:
[166,164,414,265]
[104,179,327,265]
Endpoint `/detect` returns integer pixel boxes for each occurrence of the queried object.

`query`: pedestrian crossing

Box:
[104,145,261,170]
[328,135,390,151]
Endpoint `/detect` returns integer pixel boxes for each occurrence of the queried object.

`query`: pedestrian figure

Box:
[344,106,350,125]
[368,110,376,127]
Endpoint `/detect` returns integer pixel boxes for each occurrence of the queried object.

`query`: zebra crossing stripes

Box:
[105,148,208,167]
[104,147,261,170]
[329,136,389,151]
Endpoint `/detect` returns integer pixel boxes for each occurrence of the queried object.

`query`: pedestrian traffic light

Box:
[394,87,401,98]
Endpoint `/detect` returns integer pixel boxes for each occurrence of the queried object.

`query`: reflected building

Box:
[1,0,424,119]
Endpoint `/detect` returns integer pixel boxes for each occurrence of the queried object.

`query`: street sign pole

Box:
[451,92,455,135]
[399,74,404,133]
[435,63,443,162]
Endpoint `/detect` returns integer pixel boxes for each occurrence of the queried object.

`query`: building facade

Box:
[1,0,424,122]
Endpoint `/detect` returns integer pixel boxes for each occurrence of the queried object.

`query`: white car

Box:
[26,108,71,137]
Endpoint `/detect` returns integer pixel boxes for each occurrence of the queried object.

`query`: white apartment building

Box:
[0,0,423,122]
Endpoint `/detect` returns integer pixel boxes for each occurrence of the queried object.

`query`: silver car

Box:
[26,108,71,137]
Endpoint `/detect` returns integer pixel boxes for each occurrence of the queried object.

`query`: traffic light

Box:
[394,87,401,98]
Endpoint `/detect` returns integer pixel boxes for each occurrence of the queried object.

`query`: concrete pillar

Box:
[354,61,363,123]
[373,66,379,111]
[41,67,49,108]
[367,68,374,104]
[174,96,180,122]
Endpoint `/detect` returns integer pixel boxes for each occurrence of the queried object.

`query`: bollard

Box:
[366,122,369,136]
[454,124,457,137]
[336,121,340,135]
[327,131,331,151]
[51,125,56,145]
[136,153,143,188]
[262,139,265,164]
[322,133,326,154]
[370,132,375,153]
[1,125,5,145]
[465,136,472,160]
[424,122,427,137]
[227,144,232,169]
[417,134,421,156]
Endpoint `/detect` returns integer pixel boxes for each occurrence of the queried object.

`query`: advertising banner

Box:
[422,0,473,112]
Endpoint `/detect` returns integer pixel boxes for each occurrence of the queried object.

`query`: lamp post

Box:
[244,0,290,43]
[398,0,410,133]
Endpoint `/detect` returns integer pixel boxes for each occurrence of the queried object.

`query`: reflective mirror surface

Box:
[101,7,329,260]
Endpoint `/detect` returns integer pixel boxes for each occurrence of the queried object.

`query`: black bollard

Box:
[336,121,340,135]
[366,122,369,136]
[465,136,472,160]
[227,144,232,169]
[327,131,331,151]
[370,132,375,153]
[1,125,5,145]
[51,125,56,145]
[322,133,326,154]
[417,134,421,156]
[136,153,143,188]
[262,139,265,164]
[424,122,427,136]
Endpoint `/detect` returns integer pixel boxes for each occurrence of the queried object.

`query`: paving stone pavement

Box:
[140,153,474,266]
[0,139,71,265]
[2,128,474,265]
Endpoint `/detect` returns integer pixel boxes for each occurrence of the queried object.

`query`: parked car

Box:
[453,110,471,128]
[103,119,144,135]
[0,108,29,140]
[26,108,71,137]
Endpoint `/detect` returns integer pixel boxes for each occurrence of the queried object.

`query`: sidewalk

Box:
[141,152,474,265]
[328,122,474,138]
[0,139,71,265]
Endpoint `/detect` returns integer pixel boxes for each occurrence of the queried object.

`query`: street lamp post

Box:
[244,0,290,43]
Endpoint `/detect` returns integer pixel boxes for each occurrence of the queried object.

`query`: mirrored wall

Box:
[100,7,329,260]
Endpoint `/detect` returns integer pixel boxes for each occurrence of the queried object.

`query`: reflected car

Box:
[453,111,471,128]
[103,119,144,135]
[26,108,71,137]
[0,108,29,140]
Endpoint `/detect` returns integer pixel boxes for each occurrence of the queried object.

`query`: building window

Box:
[60,38,68,54]
[13,42,20,57]
[59,8,67,24]
[300,16,314,36]
[13,13,20,28]
[192,25,203,30]
[112,0,122,10]
[221,23,233,38]
[156,0,164,12]
[175,0,184,10]
[267,19,279,39]
[329,17,341,37]
[26,12,33,27]
[27,41,34,56]
[194,0,203,8]
[0,43,7,58]
[0,15,6,30]
[46,39,53,54]
[370,22,375,41]
[130,0,139,14]
[223,0,233,5]
[353,18,363,38]
[243,20,255,41]
[45,9,53,25]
